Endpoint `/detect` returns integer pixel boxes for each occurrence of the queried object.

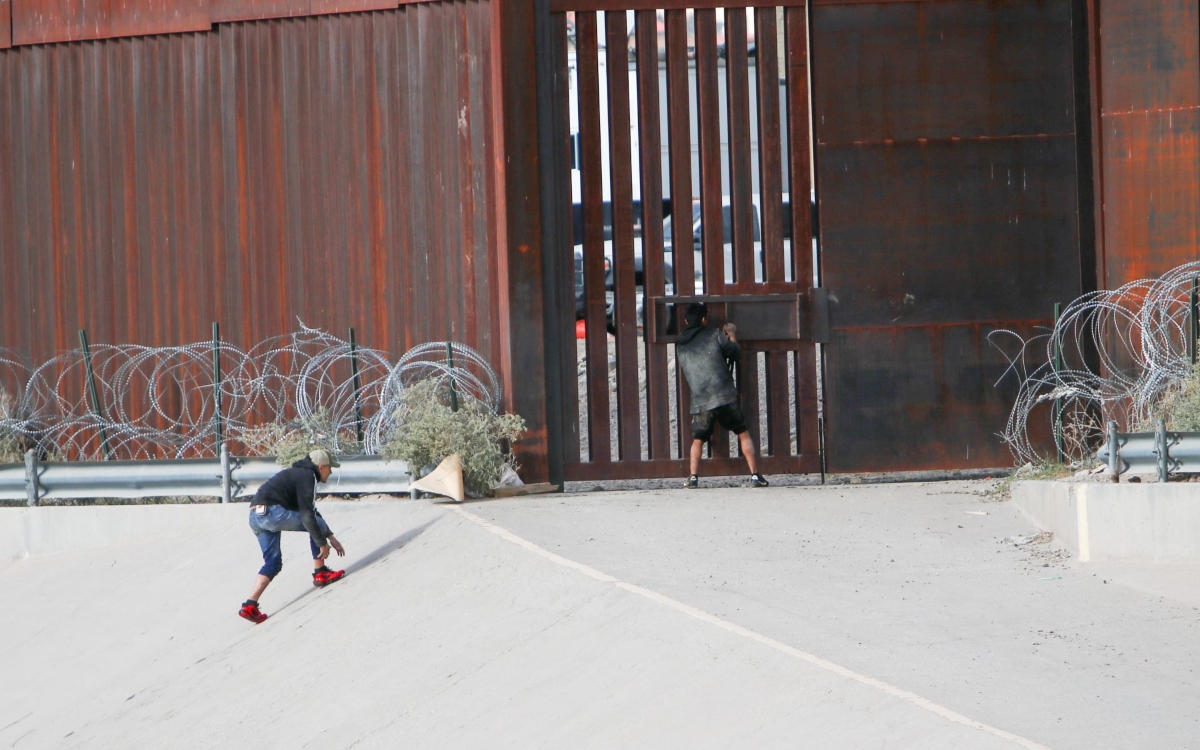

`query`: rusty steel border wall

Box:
[1,0,1198,482]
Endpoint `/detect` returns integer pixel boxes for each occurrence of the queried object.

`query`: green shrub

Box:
[382,378,525,496]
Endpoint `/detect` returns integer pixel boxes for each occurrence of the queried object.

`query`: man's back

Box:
[676,325,740,413]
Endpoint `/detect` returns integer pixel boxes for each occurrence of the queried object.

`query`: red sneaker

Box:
[239,602,268,624]
[312,568,346,588]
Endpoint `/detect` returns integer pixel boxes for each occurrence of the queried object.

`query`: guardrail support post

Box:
[24,449,39,506]
[220,442,232,504]
[1156,420,1168,483]
[1107,420,1118,481]
[1190,277,1198,366]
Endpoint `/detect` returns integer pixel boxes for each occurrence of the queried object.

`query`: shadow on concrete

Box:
[271,517,440,615]
[343,517,439,575]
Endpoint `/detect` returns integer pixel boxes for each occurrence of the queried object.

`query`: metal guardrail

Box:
[1095,420,1200,482]
[0,447,410,505]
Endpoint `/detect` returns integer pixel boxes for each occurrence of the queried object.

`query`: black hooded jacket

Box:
[251,456,331,547]
[675,324,741,414]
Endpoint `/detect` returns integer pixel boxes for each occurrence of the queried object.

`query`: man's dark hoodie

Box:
[676,323,741,414]
[251,456,331,547]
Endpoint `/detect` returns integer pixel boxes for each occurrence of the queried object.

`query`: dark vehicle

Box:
[573,200,675,333]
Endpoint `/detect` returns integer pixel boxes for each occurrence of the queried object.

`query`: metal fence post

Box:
[213,322,224,454]
[1052,303,1064,464]
[1190,277,1198,366]
[220,442,232,504]
[24,449,39,506]
[1156,420,1168,483]
[446,341,459,413]
[1107,420,1118,480]
[78,329,112,459]
[349,328,363,444]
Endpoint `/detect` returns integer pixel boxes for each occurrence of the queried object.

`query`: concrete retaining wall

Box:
[0,504,248,561]
[1013,481,1200,562]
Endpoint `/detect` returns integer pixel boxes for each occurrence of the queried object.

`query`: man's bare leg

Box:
[690,439,705,477]
[247,574,270,603]
[738,431,760,475]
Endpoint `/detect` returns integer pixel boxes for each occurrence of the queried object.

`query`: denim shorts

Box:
[248,504,332,579]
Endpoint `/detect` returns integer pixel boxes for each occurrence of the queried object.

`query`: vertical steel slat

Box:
[755,8,792,458]
[725,8,754,286]
[577,13,611,462]
[741,345,761,455]
[754,7,785,284]
[785,5,819,459]
[549,11,581,466]
[695,9,724,298]
[665,9,694,458]
[694,9,728,458]
[605,11,642,462]
[635,9,670,461]
[785,5,812,289]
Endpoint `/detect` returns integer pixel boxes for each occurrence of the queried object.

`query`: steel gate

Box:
[543,5,824,481]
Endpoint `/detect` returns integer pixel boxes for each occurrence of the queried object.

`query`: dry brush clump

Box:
[236,407,362,466]
[381,377,525,496]
[1143,362,1200,432]
[0,388,21,464]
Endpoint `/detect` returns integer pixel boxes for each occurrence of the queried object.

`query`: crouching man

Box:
[239,449,347,624]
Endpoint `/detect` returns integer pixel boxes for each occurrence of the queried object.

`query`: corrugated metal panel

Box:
[814,0,1083,472]
[1096,0,1200,287]
[11,0,211,45]
[0,3,501,374]
[212,1,404,24]
[4,1,444,46]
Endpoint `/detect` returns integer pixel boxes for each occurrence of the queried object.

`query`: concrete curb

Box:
[0,504,249,561]
[1012,480,1200,562]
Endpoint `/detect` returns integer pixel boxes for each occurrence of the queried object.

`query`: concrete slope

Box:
[0,499,1033,750]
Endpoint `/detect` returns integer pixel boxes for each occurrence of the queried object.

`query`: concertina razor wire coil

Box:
[0,323,500,462]
[990,260,1200,466]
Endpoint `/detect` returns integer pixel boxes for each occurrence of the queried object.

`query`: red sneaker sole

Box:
[238,611,268,624]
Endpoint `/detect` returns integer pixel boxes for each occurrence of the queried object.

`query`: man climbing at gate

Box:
[239,449,347,624]
[676,302,769,489]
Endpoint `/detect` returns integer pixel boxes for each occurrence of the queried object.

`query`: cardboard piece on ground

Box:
[411,453,465,502]
[492,483,560,498]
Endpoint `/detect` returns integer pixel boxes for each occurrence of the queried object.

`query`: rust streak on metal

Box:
[0,0,11,48]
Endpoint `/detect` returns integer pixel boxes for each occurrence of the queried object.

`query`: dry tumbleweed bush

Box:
[382,378,525,497]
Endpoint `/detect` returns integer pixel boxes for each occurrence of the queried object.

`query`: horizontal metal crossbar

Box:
[0,452,410,506]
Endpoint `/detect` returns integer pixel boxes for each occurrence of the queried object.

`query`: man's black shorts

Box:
[691,402,748,441]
